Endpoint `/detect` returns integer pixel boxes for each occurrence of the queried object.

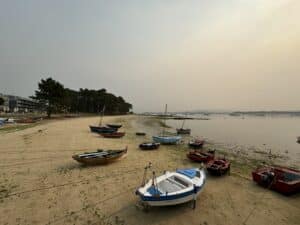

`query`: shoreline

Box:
[0,115,299,225]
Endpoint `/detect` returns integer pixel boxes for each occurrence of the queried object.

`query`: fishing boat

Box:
[189,139,205,149]
[152,104,181,145]
[206,158,231,175]
[139,142,160,150]
[136,132,146,136]
[72,147,127,165]
[101,132,125,138]
[187,150,215,163]
[136,165,206,207]
[106,124,122,129]
[252,166,300,195]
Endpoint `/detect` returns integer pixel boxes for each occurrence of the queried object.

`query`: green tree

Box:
[0,97,4,106]
[32,78,65,117]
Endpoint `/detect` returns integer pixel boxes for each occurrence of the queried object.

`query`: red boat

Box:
[100,132,125,138]
[207,158,231,176]
[252,166,300,195]
[187,150,215,163]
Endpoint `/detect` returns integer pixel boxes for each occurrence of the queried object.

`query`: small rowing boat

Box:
[101,132,125,138]
[188,139,205,149]
[187,150,215,163]
[136,132,146,136]
[252,166,300,195]
[72,147,127,165]
[139,142,160,150]
[176,128,191,135]
[207,158,231,176]
[136,167,206,207]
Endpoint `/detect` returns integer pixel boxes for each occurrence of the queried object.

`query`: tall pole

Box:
[162,104,167,136]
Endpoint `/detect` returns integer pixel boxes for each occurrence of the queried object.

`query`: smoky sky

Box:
[0,0,299,112]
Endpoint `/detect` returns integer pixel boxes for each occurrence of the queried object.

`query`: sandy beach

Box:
[0,115,299,225]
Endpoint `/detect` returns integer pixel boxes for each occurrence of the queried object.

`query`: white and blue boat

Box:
[136,168,206,206]
[152,135,181,144]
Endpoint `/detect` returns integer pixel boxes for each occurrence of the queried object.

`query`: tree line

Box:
[31,78,132,117]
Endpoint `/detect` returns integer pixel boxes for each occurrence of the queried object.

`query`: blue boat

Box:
[136,168,206,206]
[152,135,181,144]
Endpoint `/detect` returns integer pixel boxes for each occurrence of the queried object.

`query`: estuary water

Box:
[166,114,300,163]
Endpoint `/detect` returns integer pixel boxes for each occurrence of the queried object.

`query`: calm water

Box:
[167,115,300,160]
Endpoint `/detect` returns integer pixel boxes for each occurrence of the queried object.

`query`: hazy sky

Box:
[0,0,299,112]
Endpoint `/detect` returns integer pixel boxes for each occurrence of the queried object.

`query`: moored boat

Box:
[188,139,205,149]
[106,124,122,129]
[176,128,191,135]
[153,135,181,145]
[72,147,127,165]
[89,125,117,133]
[136,132,146,136]
[139,142,160,150]
[136,167,206,207]
[187,150,215,163]
[101,132,125,138]
[297,136,300,143]
[252,166,300,195]
[206,158,231,175]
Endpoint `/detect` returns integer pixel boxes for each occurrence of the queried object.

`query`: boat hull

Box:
[139,143,160,150]
[106,124,122,129]
[176,128,191,135]
[101,132,125,138]
[136,169,206,207]
[89,126,117,133]
[152,135,181,145]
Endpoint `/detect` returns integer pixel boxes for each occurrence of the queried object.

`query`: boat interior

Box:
[157,175,191,193]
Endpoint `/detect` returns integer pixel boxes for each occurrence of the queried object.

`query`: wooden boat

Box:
[252,166,300,195]
[72,147,127,165]
[139,142,160,150]
[206,158,231,175]
[189,139,205,149]
[106,124,122,129]
[152,104,181,145]
[101,132,125,138]
[136,168,206,207]
[187,150,215,163]
[136,132,146,136]
[176,128,191,135]
[89,125,117,133]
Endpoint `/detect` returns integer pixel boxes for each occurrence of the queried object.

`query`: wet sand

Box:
[0,115,299,225]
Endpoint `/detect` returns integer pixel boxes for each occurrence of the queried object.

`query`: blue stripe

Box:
[138,184,204,202]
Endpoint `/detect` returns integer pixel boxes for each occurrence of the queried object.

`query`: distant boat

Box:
[136,132,146,136]
[176,114,191,135]
[136,167,206,207]
[252,166,300,195]
[72,147,127,165]
[89,106,119,133]
[106,124,122,129]
[100,132,125,138]
[188,139,205,149]
[139,142,160,150]
[152,104,181,145]
[89,125,117,133]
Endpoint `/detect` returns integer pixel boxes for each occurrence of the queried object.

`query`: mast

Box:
[181,112,187,129]
[99,105,105,126]
[162,104,167,136]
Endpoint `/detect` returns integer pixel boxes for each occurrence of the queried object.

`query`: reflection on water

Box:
[167,115,300,158]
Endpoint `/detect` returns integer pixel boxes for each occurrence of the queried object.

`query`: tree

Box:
[32,78,65,117]
[0,97,4,106]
